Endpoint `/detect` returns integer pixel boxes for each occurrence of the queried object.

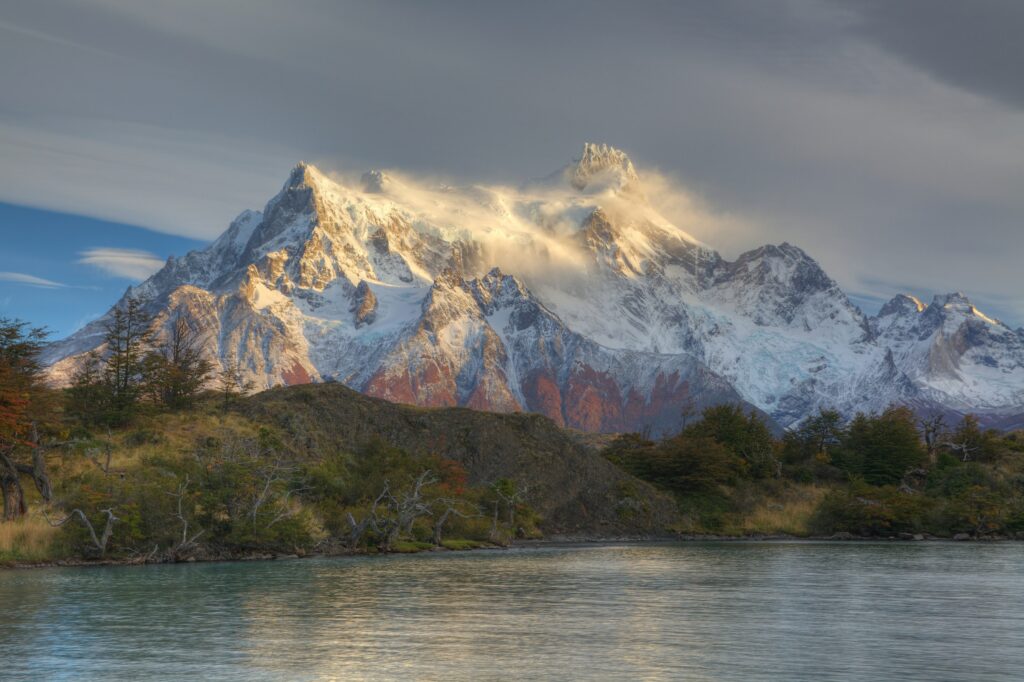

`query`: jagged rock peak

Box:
[361,170,390,193]
[433,266,466,289]
[285,161,331,190]
[928,292,1002,326]
[480,266,527,296]
[933,292,973,308]
[730,242,832,287]
[731,242,813,268]
[878,293,925,318]
[570,142,639,191]
[467,266,532,314]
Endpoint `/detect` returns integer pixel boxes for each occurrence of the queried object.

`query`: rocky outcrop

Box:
[350,281,378,328]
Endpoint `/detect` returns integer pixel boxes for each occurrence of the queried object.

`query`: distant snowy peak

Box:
[708,242,868,335]
[868,290,1024,412]
[872,294,925,340]
[878,293,925,318]
[874,291,1009,340]
[925,292,1003,328]
[42,144,1024,432]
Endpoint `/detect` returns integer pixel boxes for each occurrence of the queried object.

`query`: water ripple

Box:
[1,542,1022,681]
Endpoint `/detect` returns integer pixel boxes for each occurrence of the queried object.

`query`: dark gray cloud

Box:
[839,0,1024,109]
[1,0,1022,324]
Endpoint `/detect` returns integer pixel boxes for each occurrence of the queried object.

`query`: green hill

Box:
[242,383,680,535]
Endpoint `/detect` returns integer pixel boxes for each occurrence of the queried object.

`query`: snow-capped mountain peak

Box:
[566,142,640,193]
[42,146,1024,432]
[878,293,926,318]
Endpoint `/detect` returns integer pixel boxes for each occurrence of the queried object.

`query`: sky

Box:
[1,0,1022,335]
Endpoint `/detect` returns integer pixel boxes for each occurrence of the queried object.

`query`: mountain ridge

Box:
[42,144,1024,432]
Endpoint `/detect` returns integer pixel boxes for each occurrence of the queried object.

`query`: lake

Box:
[1,542,1022,681]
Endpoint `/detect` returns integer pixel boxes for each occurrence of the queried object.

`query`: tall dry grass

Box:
[0,513,60,562]
[735,485,830,537]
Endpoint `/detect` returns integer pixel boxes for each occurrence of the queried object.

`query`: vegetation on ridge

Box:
[0,310,655,564]
[605,404,1024,538]
[2,305,1024,566]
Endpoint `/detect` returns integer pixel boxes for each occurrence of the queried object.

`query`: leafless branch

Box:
[46,507,119,556]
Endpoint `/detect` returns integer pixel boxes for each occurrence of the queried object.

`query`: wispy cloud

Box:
[0,271,66,289]
[77,247,165,280]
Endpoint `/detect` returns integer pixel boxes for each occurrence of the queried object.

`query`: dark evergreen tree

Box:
[145,316,213,409]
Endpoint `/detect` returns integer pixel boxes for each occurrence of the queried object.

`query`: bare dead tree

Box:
[397,470,436,534]
[346,511,373,547]
[494,482,529,528]
[25,423,53,502]
[345,485,391,548]
[371,471,437,551]
[679,396,698,432]
[943,438,979,463]
[166,474,204,556]
[919,415,947,464]
[248,456,309,530]
[0,423,74,518]
[431,497,473,546]
[85,429,116,475]
[46,508,119,556]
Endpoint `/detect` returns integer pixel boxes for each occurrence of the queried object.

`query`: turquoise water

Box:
[1,542,1023,681]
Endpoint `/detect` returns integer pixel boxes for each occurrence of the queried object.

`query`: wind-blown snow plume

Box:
[42,144,1024,432]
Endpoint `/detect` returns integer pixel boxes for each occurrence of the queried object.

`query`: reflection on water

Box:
[1,542,1023,681]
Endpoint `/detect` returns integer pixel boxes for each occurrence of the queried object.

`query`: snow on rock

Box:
[42,145,1024,432]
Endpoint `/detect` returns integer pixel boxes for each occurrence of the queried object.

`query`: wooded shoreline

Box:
[3,316,1023,568]
[7,532,1020,571]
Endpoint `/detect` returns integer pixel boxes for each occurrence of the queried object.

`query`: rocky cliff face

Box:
[42,144,1024,432]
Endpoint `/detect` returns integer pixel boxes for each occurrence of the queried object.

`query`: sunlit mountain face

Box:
[42,144,1024,434]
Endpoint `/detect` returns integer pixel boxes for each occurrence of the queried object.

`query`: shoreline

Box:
[5,531,1015,570]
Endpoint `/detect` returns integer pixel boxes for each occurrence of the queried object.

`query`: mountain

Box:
[43,144,1024,432]
[871,292,1024,419]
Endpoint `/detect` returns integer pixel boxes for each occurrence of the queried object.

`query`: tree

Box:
[0,319,51,520]
[166,474,205,557]
[849,406,927,485]
[217,359,254,412]
[102,296,154,423]
[918,414,947,464]
[145,316,213,409]
[66,351,108,425]
[812,410,845,457]
[489,478,528,539]
[942,415,998,463]
[46,508,119,557]
[431,497,472,546]
[67,297,154,426]
[685,404,778,478]
[678,395,698,432]
[0,318,47,438]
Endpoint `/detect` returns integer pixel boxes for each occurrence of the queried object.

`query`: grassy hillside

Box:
[4,381,1024,567]
[242,383,680,535]
[1,384,679,565]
